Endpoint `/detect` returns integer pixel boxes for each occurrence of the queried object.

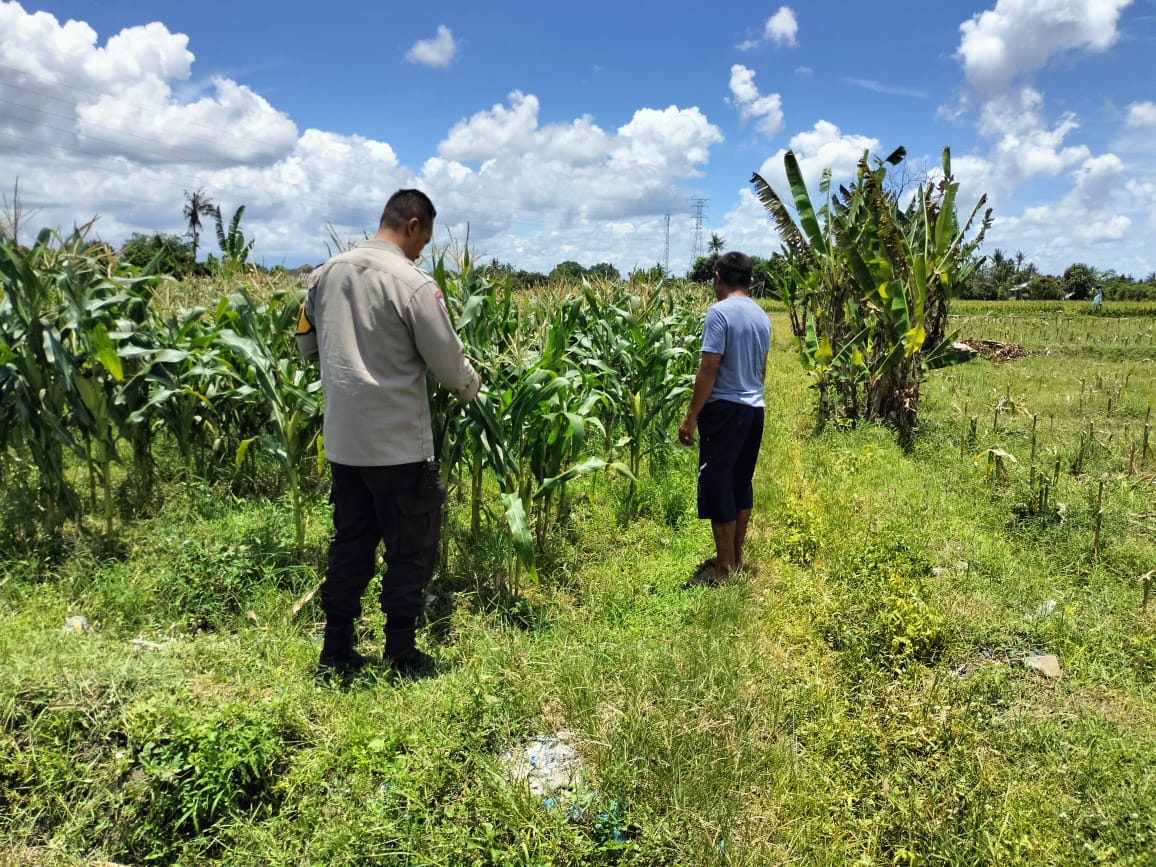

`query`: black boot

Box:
[316,620,369,681]
[383,626,434,676]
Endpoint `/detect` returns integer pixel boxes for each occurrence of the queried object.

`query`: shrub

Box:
[118,232,194,275]
[118,698,291,862]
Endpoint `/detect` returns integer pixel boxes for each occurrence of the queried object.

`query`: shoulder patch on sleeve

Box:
[295,303,314,335]
[434,289,448,314]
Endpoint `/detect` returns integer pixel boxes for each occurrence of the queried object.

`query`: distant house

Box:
[1008,282,1030,299]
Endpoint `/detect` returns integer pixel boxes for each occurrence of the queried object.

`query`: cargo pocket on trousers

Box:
[396,464,446,556]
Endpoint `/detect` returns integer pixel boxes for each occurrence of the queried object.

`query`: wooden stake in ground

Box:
[1092,479,1105,559]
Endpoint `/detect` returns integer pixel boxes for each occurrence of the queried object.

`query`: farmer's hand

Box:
[678,414,697,446]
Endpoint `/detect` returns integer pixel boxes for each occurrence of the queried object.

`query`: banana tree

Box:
[752,146,991,443]
[209,205,254,275]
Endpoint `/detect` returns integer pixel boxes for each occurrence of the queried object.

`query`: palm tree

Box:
[182,188,215,268]
[708,232,725,255]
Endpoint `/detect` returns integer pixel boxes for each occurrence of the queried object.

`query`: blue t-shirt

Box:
[701,295,771,408]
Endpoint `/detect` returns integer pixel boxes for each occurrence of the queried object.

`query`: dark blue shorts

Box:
[697,400,765,523]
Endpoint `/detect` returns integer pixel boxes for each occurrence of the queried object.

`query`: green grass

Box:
[2,307,1154,865]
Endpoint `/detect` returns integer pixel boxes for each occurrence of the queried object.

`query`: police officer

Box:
[297,189,480,678]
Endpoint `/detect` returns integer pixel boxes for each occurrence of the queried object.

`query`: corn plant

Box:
[429,257,640,588]
[53,245,159,534]
[126,307,230,481]
[0,226,145,531]
[572,282,699,490]
[212,288,322,550]
[0,231,77,529]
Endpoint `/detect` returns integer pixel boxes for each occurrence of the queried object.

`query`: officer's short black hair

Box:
[380,189,437,230]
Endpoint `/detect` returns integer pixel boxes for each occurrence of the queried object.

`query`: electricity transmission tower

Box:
[690,198,708,264]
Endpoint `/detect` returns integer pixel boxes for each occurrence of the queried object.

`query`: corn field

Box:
[0,228,704,584]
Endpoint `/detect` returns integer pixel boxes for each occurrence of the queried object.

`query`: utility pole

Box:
[663,213,670,276]
[690,198,708,265]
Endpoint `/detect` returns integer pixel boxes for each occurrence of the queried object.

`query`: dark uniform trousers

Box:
[323,461,445,625]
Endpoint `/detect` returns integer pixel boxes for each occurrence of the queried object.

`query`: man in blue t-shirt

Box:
[678,251,771,583]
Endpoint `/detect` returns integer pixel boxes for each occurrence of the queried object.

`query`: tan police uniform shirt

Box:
[296,239,479,466]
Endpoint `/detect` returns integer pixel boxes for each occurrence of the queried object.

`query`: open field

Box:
[1,295,1154,865]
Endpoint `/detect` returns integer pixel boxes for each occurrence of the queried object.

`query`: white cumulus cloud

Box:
[728,65,784,139]
[429,93,723,232]
[739,5,798,50]
[1126,101,1156,128]
[405,25,458,68]
[997,150,1132,266]
[754,120,880,195]
[956,0,1133,93]
[0,2,731,273]
[764,7,798,47]
[0,3,296,166]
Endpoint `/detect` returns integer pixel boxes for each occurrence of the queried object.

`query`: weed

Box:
[116,697,293,863]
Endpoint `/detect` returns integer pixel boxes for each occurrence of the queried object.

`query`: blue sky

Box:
[2,0,1155,277]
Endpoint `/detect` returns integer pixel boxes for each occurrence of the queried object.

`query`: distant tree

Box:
[1102,270,1156,301]
[1062,263,1096,300]
[118,232,194,275]
[708,233,725,255]
[509,269,549,291]
[987,248,1018,294]
[1013,251,1038,284]
[960,246,1041,299]
[1027,274,1065,300]
[549,260,587,283]
[482,258,512,279]
[628,264,668,284]
[749,254,787,299]
[586,262,620,283]
[687,253,719,283]
[182,188,216,267]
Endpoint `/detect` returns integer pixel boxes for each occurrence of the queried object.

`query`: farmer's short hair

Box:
[714,251,752,288]
[379,189,437,230]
